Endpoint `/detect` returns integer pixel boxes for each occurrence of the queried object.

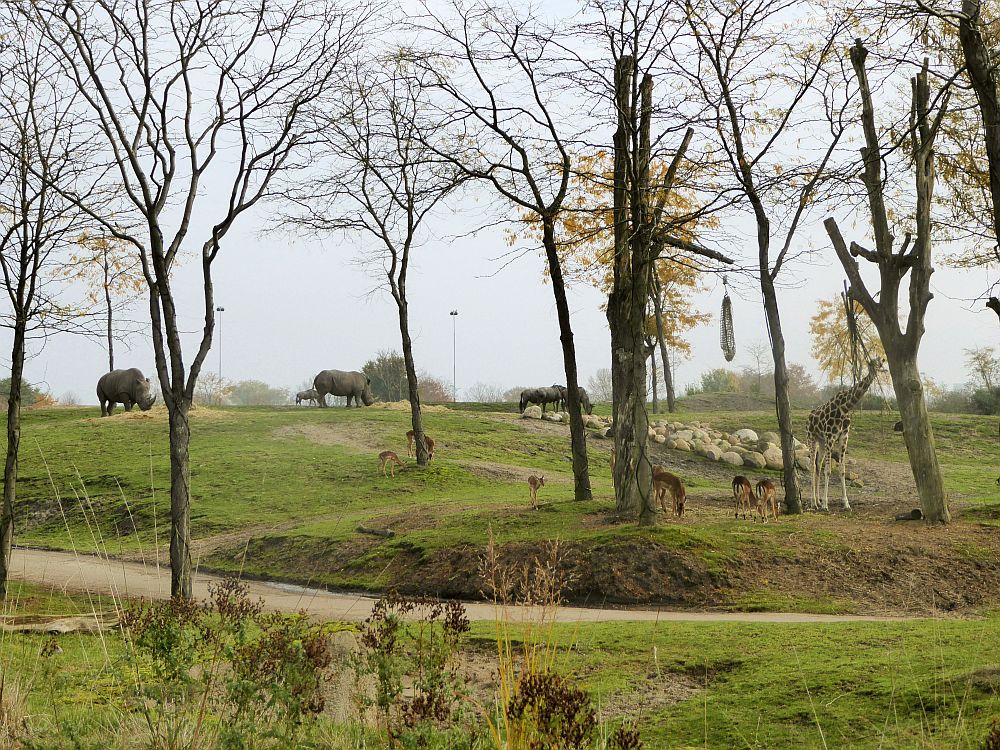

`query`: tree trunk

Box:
[104,250,114,372]
[0,323,26,600]
[168,398,193,599]
[397,297,428,467]
[888,353,949,522]
[542,221,591,501]
[650,347,658,414]
[960,0,1000,256]
[761,273,803,514]
[652,276,676,412]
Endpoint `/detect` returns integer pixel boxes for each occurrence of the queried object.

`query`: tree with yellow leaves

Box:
[62,233,145,372]
[513,150,713,413]
[809,295,885,387]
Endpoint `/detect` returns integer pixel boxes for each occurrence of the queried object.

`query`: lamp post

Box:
[449,310,458,402]
[215,306,225,404]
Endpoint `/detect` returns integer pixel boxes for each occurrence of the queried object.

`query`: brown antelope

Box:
[754,478,779,523]
[378,450,405,478]
[732,475,753,520]
[527,475,545,509]
[653,467,686,517]
[405,430,435,461]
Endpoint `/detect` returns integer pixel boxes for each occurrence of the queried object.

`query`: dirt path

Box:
[8,547,912,624]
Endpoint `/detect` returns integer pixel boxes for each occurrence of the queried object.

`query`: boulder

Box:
[585,416,603,429]
[744,451,767,469]
[763,446,784,471]
[674,429,694,442]
[597,428,611,439]
[719,440,731,452]
[674,439,691,452]
[759,431,780,446]
[721,451,744,466]
[655,426,668,437]
[521,405,543,419]
[665,438,677,449]
[733,428,759,443]
[704,445,723,461]
[543,412,563,422]
[654,434,666,444]
[795,451,811,471]
[758,440,778,454]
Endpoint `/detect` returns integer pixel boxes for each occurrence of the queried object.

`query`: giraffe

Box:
[806,357,886,511]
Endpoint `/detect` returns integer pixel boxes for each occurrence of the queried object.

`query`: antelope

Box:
[732,475,753,520]
[527,475,545,509]
[405,430,435,461]
[378,450,405,478]
[754,478,779,523]
[653,467,686,517]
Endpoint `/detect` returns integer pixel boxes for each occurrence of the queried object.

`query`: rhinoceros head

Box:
[361,377,375,406]
[138,377,157,411]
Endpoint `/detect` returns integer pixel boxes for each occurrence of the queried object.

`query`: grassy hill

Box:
[6,403,1000,614]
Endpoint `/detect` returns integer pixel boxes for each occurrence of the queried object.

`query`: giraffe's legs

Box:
[809,440,821,511]
[822,452,832,511]
[838,435,852,511]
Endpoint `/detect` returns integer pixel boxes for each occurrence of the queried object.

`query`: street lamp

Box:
[215,306,225,403]
[449,310,458,402]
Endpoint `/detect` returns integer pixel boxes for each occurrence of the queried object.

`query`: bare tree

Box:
[683,1,850,514]
[33,0,365,598]
[283,61,461,467]
[410,1,594,499]
[825,41,951,522]
[0,15,100,598]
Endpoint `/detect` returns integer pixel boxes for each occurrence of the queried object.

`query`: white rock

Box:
[759,431,780,446]
[744,451,767,469]
[654,434,666,444]
[665,438,677,449]
[721,451,744,466]
[674,429,694,441]
[734,428,759,443]
[521,405,543,419]
[543,412,563,422]
[704,445,723,461]
[674,439,691,452]
[763,446,784,470]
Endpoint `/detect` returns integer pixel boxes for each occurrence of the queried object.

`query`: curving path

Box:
[7,547,910,624]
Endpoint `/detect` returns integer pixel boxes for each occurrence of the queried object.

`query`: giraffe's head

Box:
[867,357,887,378]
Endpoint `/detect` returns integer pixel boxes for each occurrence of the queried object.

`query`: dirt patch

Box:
[273,422,387,454]
[375,400,449,413]
[464,461,567,485]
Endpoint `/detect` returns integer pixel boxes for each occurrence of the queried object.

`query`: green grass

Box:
[2,582,997,749]
[5,404,1000,612]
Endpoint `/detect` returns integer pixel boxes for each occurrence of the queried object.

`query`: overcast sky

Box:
[4,1,999,406]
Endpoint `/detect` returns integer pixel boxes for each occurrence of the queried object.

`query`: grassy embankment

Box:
[1,581,998,749]
[5,403,1000,611]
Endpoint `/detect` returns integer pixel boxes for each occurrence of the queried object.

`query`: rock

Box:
[763,446,784,470]
[721,451,744,466]
[585,416,603,429]
[654,434,666,444]
[793,437,805,450]
[654,420,668,429]
[674,429,694,442]
[733,428,759,443]
[665,438,677,449]
[655,426,668,437]
[744,451,767,469]
[521,405,542,419]
[759,431,780,446]
[719,440,731,452]
[849,478,865,488]
[758,440,778,453]
[704,445,723,461]
[598,428,611,439]
[648,428,657,439]
[692,429,708,441]
[674,439,691,452]
[795,452,811,471]
[543,412,563,422]
[845,469,859,481]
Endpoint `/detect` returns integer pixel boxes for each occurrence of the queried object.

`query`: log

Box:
[356,525,394,538]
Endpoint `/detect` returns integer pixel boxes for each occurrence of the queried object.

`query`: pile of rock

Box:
[645,422,811,471]
[520,406,611,430]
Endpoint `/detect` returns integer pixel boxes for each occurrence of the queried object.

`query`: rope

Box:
[720,275,736,362]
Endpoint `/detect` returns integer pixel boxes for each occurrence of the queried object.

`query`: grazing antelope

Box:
[405,430,435,461]
[653,467,686,517]
[754,478,779,523]
[732,475,753,520]
[527,475,545,509]
[378,450,405,478]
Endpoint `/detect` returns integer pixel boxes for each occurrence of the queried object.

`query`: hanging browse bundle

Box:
[720,276,736,362]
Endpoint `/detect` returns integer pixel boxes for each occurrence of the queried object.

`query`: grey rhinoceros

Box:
[96,368,157,417]
[295,388,319,406]
[313,369,375,408]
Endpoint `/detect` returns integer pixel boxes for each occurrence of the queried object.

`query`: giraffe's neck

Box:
[838,369,879,414]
